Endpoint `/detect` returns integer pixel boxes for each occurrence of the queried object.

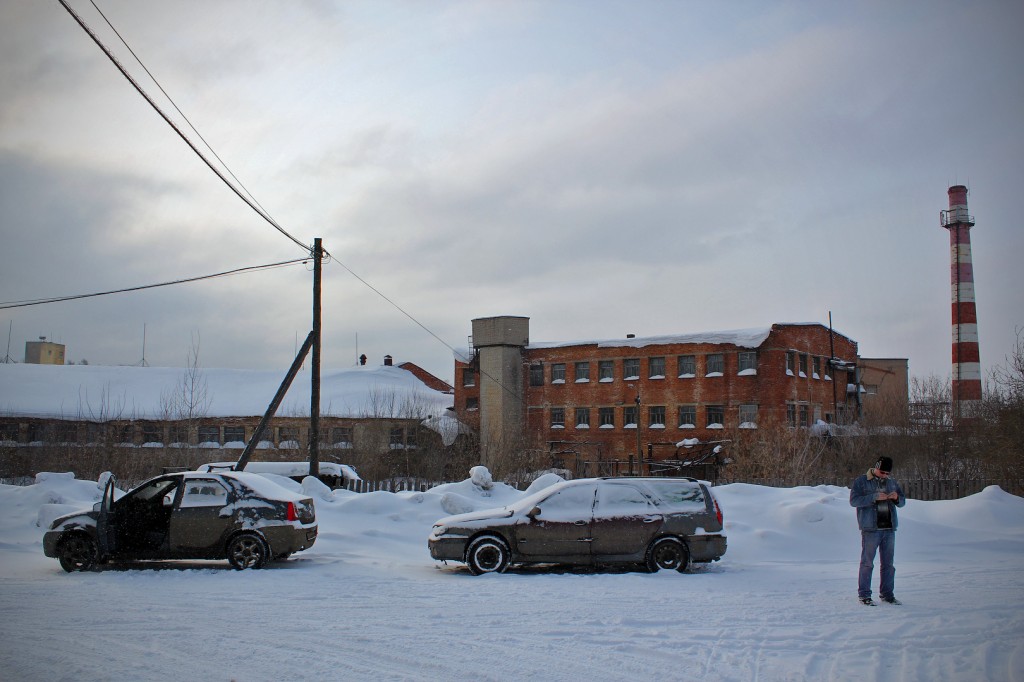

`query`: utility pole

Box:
[309,238,322,478]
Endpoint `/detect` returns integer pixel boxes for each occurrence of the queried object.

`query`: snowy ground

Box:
[1,472,1022,682]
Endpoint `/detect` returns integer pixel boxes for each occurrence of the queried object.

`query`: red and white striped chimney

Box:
[941,185,981,418]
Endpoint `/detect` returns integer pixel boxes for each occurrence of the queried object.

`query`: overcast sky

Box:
[1,1,1021,387]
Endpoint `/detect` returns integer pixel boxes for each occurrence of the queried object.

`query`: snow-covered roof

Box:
[0,363,454,420]
[527,326,777,351]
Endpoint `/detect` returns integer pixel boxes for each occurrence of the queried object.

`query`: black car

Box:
[44,471,317,572]
[428,477,726,575]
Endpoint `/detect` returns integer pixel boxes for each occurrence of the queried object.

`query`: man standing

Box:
[850,456,906,605]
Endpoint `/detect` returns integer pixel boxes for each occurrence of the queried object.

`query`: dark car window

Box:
[180,478,230,508]
[644,481,706,511]
[536,484,596,521]
[595,484,655,518]
[124,478,179,504]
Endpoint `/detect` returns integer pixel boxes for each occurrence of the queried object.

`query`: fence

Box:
[3,473,1020,502]
[718,476,1023,501]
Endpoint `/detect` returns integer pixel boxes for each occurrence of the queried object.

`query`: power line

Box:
[86,0,281,235]
[0,258,308,310]
[58,0,311,254]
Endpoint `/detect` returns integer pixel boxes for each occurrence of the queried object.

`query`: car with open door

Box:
[43,471,317,572]
[428,477,726,575]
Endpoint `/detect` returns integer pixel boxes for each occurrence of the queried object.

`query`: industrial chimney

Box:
[940,185,981,420]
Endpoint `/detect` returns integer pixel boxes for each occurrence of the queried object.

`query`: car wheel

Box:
[227,532,269,570]
[466,535,510,575]
[646,537,689,573]
[57,532,98,573]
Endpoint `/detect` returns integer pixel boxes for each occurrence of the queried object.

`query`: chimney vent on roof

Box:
[384,354,393,366]
[626,334,636,339]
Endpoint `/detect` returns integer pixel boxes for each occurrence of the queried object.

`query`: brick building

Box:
[454,316,861,475]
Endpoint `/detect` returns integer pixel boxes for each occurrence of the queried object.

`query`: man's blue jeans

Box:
[859,530,896,599]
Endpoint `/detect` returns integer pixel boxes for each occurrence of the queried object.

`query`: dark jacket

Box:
[850,469,906,531]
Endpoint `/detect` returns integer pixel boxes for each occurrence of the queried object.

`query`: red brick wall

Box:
[454,323,858,461]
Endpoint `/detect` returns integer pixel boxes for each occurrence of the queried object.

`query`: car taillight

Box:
[287,502,298,522]
[713,497,723,526]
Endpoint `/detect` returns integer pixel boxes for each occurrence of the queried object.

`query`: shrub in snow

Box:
[301,475,334,501]
[469,466,493,490]
[440,492,477,516]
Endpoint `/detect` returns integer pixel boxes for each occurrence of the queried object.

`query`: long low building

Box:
[0,359,460,480]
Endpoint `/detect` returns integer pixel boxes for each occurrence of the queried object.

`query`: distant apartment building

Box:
[455,316,862,474]
[25,338,65,365]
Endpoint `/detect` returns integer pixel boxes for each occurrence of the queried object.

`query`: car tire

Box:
[227,532,269,570]
[57,532,99,573]
[646,537,689,573]
[466,534,510,575]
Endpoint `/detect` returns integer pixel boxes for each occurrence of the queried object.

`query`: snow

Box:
[1,472,1022,681]
[0,363,454,419]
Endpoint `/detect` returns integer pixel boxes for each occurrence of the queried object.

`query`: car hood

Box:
[434,506,516,527]
[49,508,99,531]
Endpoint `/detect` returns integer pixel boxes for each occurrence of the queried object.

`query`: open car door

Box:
[96,475,118,557]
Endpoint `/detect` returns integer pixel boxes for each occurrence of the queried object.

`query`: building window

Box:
[465,397,479,410]
[786,351,796,376]
[706,354,724,376]
[799,354,808,378]
[462,368,476,387]
[168,425,189,445]
[223,426,245,444]
[575,407,590,429]
[623,405,638,428]
[623,358,640,380]
[574,361,590,382]
[598,407,615,428]
[787,403,797,427]
[138,422,160,444]
[812,356,821,379]
[529,363,544,386]
[649,356,665,379]
[117,424,134,444]
[678,405,696,428]
[550,407,565,429]
[390,428,405,448]
[598,360,614,382]
[198,425,220,445]
[739,404,758,428]
[54,423,79,444]
[405,428,418,449]
[648,406,666,429]
[799,404,809,427]
[738,352,757,375]
[678,355,696,378]
[279,426,301,448]
[331,427,353,448]
[706,405,725,428]
[0,423,19,443]
[551,363,566,384]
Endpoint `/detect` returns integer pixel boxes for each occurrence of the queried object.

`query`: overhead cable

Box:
[85,0,281,235]
[0,258,309,310]
[58,0,311,254]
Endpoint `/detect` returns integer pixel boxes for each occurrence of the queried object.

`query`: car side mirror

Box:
[162,494,174,507]
[527,506,542,520]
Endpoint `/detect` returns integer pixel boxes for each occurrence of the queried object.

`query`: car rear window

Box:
[180,479,229,508]
[644,481,706,511]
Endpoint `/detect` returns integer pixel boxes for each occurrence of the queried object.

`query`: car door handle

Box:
[643,517,659,523]
[574,520,587,526]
